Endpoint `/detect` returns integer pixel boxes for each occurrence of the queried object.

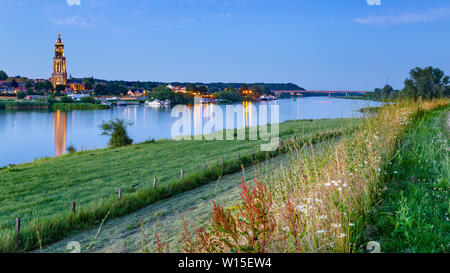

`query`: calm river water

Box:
[0,98,382,167]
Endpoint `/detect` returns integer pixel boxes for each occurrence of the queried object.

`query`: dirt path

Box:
[38,154,290,253]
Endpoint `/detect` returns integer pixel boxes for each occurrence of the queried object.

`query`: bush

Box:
[99,118,133,148]
[80,96,97,104]
[60,96,73,103]
[67,144,77,154]
[47,95,58,105]
[17,91,26,99]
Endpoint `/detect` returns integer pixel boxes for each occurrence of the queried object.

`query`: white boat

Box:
[116,101,127,106]
[145,99,170,107]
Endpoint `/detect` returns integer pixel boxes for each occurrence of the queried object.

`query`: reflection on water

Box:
[53,110,67,156]
[0,98,383,166]
[242,101,253,127]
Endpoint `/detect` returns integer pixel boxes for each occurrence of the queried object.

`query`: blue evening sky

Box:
[1,0,449,90]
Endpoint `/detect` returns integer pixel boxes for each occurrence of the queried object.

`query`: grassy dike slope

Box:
[366,106,449,252]
[0,118,355,252]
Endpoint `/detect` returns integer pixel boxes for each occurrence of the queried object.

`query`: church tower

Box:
[51,33,67,88]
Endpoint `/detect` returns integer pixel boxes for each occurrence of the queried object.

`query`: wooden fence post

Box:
[118,188,122,200]
[237,152,240,161]
[221,158,224,169]
[203,163,207,171]
[71,202,76,214]
[153,177,157,189]
[15,217,20,234]
[180,169,184,181]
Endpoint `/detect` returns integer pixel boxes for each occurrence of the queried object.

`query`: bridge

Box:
[272,90,368,97]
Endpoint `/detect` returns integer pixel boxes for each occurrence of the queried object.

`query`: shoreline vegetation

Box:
[172,99,449,253]
[0,118,356,252]
[0,100,109,110]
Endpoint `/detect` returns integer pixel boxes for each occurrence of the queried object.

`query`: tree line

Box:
[368,66,449,100]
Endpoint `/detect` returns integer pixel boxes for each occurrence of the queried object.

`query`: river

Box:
[0,97,382,167]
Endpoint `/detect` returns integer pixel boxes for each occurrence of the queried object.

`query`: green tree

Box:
[99,118,133,148]
[11,79,18,88]
[26,88,35,96]
[55,85,66,93]
[43,81,53,92]
[402,66,449,99]
[0,70,8,81]
[374,84,394,99]
[34,82,45,92]
[25,81,33,90]
[17,91,26,99]
[226,86,237,92]
[186,83,197,92]
[94,84,107,96]
[197,85,208,94]
[151,85,175,100]
[84,77,95,90]
[240,84,249,92]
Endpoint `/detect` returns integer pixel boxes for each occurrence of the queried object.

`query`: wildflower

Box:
[337,233,346,238]
[295,205,309,215]
[316,230,326,234]
[349,223,355,226]
[319,215,328,220]
[282,226,289,232]
[331,223,342,228]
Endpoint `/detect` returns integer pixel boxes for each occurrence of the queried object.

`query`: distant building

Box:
[167,84,187,93]
[67,77,85,91]
[127,89,146,97]
[51,33,67,88]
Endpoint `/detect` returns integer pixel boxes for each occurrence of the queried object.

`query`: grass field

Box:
[38,151,291,252]
[0,117,356,252]
[365,106,449,253]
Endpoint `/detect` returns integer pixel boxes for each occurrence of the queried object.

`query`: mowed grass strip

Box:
[0,118,356,252]
[366,107,449,253]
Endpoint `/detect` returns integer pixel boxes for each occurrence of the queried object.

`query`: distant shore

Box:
[0,100,109,110]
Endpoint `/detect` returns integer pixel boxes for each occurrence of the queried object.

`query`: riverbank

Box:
[0,118,357,252]
[0,100,109,110]
[170,98,448,253]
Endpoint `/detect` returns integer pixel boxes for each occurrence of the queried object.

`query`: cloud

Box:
[49,15,89,26]
[66,0,81,6]
[355,8,450,26]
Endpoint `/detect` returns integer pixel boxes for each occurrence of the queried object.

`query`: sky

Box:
[0,0,449,91]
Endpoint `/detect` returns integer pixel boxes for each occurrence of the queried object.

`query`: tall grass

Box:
[180,99,449,253]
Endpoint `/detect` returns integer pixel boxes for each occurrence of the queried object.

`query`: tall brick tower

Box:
[51,33,67,88]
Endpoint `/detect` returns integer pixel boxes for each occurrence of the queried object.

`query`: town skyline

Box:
[1,0,450,90]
